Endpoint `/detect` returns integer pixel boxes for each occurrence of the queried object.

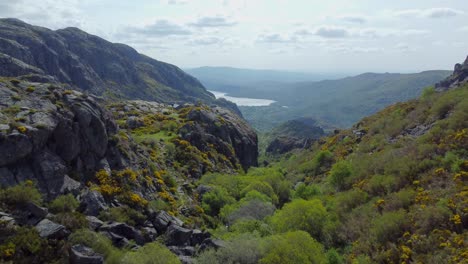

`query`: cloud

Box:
[125,20,191,37]
[0,0,84,29]
[395,8,463,19]
[315,26,349,38]
[188,16,237,28]
[257,33,297,43]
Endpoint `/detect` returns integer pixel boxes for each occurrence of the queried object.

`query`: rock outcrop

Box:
[179,105,258,171]
[0,79,120,197]
[266,118,325,154]
[436,55,468,91]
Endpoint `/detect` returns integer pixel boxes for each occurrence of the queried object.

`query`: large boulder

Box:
[99,222,144,245]
[35,219,69,239]
[151,210,183,233]
[70,244,104,264]
[79,190,108,216]
[165,225,192,246]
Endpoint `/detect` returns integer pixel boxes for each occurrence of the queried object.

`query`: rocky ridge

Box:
[0,76,258,263]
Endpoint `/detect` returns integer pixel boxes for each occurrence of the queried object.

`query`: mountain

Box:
[233,70,452,131]
[185,66,344,93]
[0,18,216,105]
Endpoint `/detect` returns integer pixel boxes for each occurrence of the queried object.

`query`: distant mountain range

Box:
[188,67,452,130]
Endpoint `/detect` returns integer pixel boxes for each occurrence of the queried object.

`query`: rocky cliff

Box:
[265,117,325,154]
[436,56,468,91]
[0,18,216,105]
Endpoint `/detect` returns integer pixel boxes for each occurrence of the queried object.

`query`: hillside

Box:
[0,18,217,105]
[197,70,451,130]
[185,57,468,263]
[0,74,258,263]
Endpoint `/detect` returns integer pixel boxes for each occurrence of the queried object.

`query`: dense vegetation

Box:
[192,84,468,263]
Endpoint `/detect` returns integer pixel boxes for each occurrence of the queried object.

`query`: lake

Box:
[209,90,276,106]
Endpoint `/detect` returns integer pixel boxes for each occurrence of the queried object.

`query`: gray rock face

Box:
[35,219,69,239]
[266,118,325,154]
[165,225,193,246]
[266,136,312,155]
[0,79,121,198]
[0,18,215,104]
[70,244,104,264]
[100,222,145,245]
[180,106,258,171]
[151,210,183,233]
[86,216,104,231]
[79,190,108,216]
[0,132,32,166]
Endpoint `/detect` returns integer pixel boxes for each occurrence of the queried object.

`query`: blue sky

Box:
[1,0,467,73]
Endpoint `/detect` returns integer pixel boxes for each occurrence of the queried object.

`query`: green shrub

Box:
[49,194,79,213]
[329,161,352,191]
[326,248,344,264]
[294,183,321,200]
[412,205,451,233]
[260,231,326,264]
[334,189,368,216]
[384,188,415,211]
[202,187,235,216]
[241,182,278,204]
[222,199,275,224]
[0,181,42,207]
[69,229,123,264]
[99,206,146,226]
[364,174,397,195]
[0,226,44,259]
[370,209,409,244]
[196,234,262,264]
[270,199,329,241]
[121,242,180,264]
[148,199,171,212]
[52,212,88,231]
[229,219,273,237]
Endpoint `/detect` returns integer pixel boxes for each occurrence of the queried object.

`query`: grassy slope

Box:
[195,84,467,263]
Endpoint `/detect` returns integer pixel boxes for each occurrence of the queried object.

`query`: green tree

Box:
[270,199,329,241]
[202,187,235,216]
[329,161,352,191]
[260,231,326,264]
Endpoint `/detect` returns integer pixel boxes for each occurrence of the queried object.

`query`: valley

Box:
[0,11,466,264]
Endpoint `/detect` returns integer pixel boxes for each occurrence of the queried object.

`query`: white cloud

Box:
[339,15,367,24]
[188,16,237,28]
[315,26,349,38]
[0,0,84,29]
[395,8,463,19]
[257,33,297,43]
[123,20,191,38]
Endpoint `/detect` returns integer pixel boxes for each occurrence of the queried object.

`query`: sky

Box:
[0,0,467,73]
